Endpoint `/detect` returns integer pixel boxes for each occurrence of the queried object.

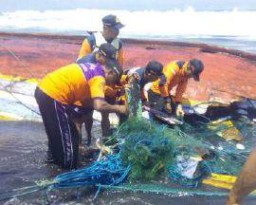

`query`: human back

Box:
[38,63,105,106]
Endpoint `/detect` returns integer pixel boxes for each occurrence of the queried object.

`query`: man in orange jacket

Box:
[148,59,204,117]
[78,14,124,66]
[35,56,127,169]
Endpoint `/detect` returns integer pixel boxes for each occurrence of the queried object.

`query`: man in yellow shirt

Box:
[35,56,126,169]
[78,14,124,66]
[148,59,204,117]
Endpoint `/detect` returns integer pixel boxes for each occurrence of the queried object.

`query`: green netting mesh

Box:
[119,117,173,181]
[108,86,255,189]
[109,115,253,187]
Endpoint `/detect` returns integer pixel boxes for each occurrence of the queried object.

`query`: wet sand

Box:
[0,32,256,102]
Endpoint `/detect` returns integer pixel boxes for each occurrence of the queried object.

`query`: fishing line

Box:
[0,44,40,115]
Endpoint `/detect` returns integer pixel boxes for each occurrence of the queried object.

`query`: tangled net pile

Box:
[1,99,256,201]
[119,117,173,180]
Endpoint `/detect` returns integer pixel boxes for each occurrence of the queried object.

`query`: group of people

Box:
[35,14,204,169]
[35,13,256,204]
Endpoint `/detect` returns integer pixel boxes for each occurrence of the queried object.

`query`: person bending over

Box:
[35,57,127,169]
[148,59,204,118]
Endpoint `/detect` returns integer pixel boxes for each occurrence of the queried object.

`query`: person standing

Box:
[78,14,124,66]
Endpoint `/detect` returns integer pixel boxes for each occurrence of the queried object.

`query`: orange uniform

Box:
[150,61,189,103]
[78,32,124,66]
[38,63,105,107]
[77,33,124,104]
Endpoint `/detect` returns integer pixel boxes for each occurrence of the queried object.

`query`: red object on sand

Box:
[0,33,256,102]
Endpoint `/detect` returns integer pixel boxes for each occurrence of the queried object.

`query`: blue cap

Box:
[189,59,204,81]
[102,15,124,30]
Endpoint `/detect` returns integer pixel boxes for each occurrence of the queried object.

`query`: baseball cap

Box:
[102,14,124,30]
[189,59,204,81]
[105,59,122,77]
[98,43,122,78]
[145,60,163,76]
[98,43,117,60]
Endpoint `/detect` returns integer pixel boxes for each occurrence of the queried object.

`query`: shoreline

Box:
[0,32,256,102]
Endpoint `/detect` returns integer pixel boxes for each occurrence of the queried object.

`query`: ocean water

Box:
[0,7,256,53]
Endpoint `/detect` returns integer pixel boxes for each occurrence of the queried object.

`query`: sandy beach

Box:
[0,32,256,102]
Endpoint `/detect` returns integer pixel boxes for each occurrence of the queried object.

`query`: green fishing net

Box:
[118,117,173,181]
[110,115,253,186]
[108,82,255,187]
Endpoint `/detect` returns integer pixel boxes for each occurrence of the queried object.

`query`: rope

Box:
[0,44,41,115]
[0,44,39,79]
[101,183,228,197]
[0,154,130,202]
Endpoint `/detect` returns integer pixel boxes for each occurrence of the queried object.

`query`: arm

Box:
[93,98,127,114]
[173,80,188,117]
[175,79,188,103]
[78,39,92,59]
[159,73,172,113]
[159,63,179,98]
[88,76,127,114]
[104,85,118,98]
[159,76,169,98]
[226,148,256,204]
[117,47,124,67]
[112,38,124,67]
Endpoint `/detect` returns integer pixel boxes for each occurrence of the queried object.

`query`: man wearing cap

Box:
[77,42,122,78]
[78,14,124,66]
[76,43,123,144]
[121,60,164,102]
[148,59,204,117]
[34,55,127,169]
